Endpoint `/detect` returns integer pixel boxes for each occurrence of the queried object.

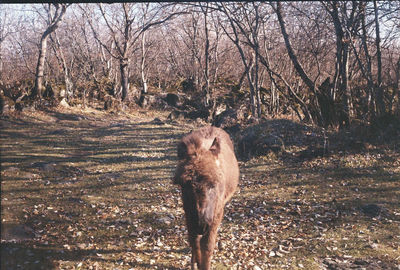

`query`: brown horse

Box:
[174,126,239,270]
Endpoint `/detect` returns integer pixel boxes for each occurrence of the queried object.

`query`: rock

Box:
[77,243,87,249]
[139,94,156,108]
[238,128,285,161]
[0,93,15,114]
[164,93,181,107]
[116,218,133,225]
[186,109,209,120]
[139,94,168,109]
[269,250,276,257]
[157,216,174,226]
[365,243,379,249]
[180,78,196,93]
[59,98,70,108]
[15,101,36,112]
[213,103,227,118]
[213,108,245,129]
[168,110,186,120]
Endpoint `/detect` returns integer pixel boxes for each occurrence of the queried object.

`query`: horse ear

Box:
[177,141,187,160]
[209,137,220,156]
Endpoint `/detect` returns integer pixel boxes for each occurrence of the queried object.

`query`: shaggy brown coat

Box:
[174,126,239,270]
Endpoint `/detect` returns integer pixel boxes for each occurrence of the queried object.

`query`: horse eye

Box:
[195,176,204,182]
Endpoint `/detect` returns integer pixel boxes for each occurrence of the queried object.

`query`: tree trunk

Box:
[99,42,113,80]
[396,58,400,115]
[33,36,48,99]
[211,15,221,87]
[359,1,375,119]
[247,57,256,117]
[253,4,262,118]
[203,3,210,107]
[0,36,4,81]
[190,12,200,93]
[374,0,385,116]
[141,31,148,94]
[51,33,73,101]
[253,50,261,118]
[120,58,130,102]
[271,79,279,116]
[325,2,353,127]
[275,2,315,94]
[341,42,352,126]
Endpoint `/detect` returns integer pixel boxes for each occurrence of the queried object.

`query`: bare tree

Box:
[84,3,185,103]
[321,1,365,126]
[273,3,317,93]
[271,2,327,124]
[217,2,261,118]
[358,1,375,116]
[259,34,314,122]
[0,6,15,81]
[32,4,69,99]
[181,10,202,93]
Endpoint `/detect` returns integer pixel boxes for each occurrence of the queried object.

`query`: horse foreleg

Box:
[190,234,202,270]
[199,210,223,270]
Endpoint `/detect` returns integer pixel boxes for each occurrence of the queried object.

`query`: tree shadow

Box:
[1,240,187,270]
[1,113,190,269]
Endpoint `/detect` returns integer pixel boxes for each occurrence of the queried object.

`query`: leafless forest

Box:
[1,2,399,128]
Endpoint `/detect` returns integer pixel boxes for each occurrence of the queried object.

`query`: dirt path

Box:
[1,108,399,269]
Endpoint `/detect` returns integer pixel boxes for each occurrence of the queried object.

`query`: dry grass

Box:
[1,106,399,269]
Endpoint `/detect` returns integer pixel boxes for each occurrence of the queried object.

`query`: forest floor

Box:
[1,105,399,270]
